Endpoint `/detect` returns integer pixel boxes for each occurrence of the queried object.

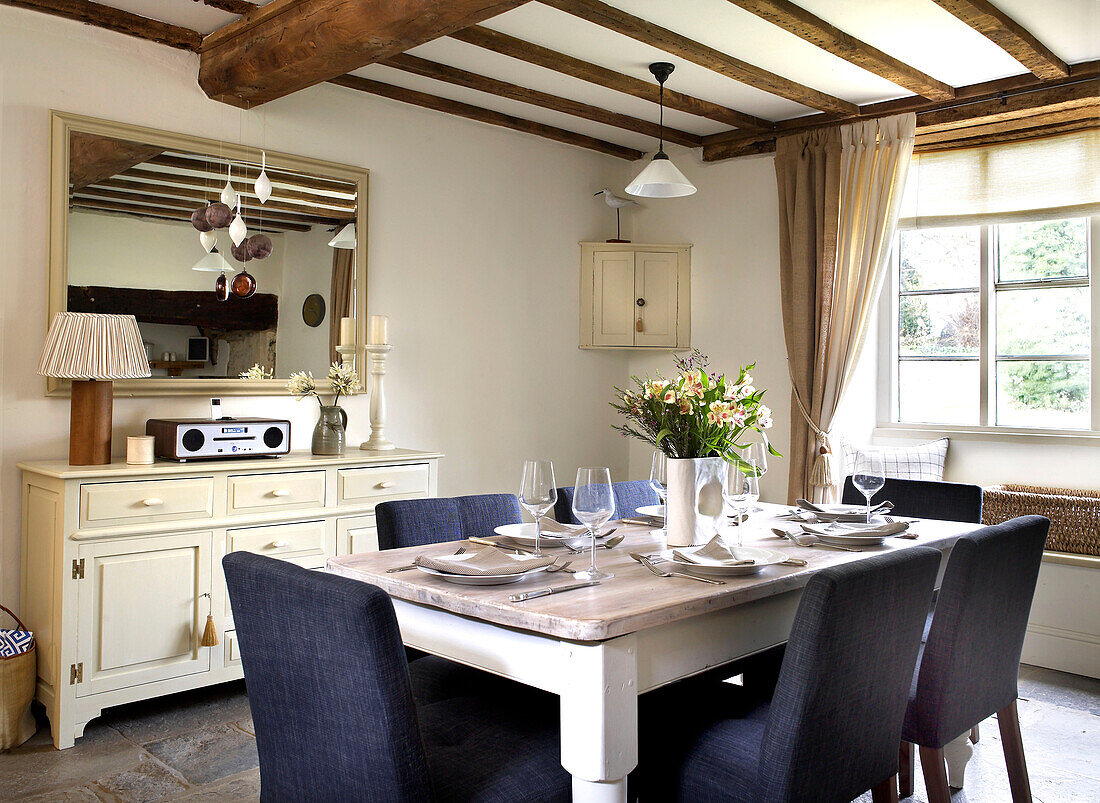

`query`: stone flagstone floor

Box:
[1,664,1096,801]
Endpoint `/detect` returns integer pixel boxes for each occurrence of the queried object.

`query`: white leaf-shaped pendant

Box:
[199,230,217,252]
[220,164,237,207]
[254,151,272,204]
[229,210,247,246]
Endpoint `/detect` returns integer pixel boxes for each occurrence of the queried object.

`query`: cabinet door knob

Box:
[143,497,163,507]
[377,481,397,489]
[271,489,291,497]
[636,298,646,307]
[268,539,290,549]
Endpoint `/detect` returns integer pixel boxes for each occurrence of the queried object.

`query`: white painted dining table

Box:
[327,502,977,802]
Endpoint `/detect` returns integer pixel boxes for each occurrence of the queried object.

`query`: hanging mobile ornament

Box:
[221,164,237,207]
[254,151,272,204]
[215,271,229,301]
[199,230,217,252]
[229,197,247,247]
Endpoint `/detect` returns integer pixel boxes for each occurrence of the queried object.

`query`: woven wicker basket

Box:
[1,603,37,751]
[982,484,1100,557]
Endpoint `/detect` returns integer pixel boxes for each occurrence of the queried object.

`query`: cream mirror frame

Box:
[47,111,368,397]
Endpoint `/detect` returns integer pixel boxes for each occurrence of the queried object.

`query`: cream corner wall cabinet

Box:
[19,449,440,748]
[579,242,691,349]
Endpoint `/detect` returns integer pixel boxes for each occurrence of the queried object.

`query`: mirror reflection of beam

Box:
[72,187,348,227]
[69,199,310,233]
[116,166,356,210]
[147,154,357,196]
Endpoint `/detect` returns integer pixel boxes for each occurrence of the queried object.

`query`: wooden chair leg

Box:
[899,741,915,799]
[998,699,1033,803]
[871,776,900,803]
[970,723,980,743]
[918,746,951,803]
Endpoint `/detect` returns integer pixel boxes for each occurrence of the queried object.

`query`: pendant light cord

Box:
[658,79,665,155]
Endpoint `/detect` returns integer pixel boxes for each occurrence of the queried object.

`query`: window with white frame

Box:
[888,216,1096,431]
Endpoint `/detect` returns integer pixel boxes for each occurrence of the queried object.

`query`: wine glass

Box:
[746,441,768,509]
[723,459,759,547]
[571,467,615,581]
[852,452,886,523]
[649,451,668,534]
[519,460,557,556]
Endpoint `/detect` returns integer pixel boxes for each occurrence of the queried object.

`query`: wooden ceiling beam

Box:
[73,189,342,227]
[929,0,1068,80]
[148,154,357,194]
[1,0,202,50]
[539,0,857,115]
[381,53,703,148]
[69,132,163,190]
[84,180,354,222]
[70,198,310,232]
[724,0,955,101]
[200,0,255,15]
[329,74,644,159]
[451,25,772,129]
[102,173,356,214]
[701,68,1098,161]
[117,167,355,209]
[198,0,533,107]
[915,108,1097,152]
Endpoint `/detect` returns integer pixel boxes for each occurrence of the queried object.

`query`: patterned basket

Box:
[982,484,1100,557]
[1,603,37,751]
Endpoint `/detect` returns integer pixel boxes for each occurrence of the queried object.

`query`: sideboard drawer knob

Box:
[377,481,397,489]
[268,539,290,549]
[143,498,164,507]
[271,489,291,497]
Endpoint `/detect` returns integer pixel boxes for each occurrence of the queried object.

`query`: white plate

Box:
[415,564,548,586]
[658,546,788,577]
[493,522,579,542]
[802,504,889,522]
[809,528,891,546]
[636,505,666,519]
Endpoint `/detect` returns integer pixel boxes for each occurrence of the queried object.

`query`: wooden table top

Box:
[327,504,977,641]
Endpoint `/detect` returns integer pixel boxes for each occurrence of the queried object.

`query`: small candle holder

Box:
[334,344,356,372]
[360,344,395,451]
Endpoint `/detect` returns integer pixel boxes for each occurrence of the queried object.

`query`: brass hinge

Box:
[72,558,85,580]
[69,663,83,685]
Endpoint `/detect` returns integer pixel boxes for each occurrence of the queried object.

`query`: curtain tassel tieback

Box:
[809,439,834,490]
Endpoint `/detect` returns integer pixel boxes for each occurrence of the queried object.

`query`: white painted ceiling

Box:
[47,0,1100,150]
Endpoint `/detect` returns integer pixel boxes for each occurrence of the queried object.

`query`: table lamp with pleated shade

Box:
[38,313,151,465]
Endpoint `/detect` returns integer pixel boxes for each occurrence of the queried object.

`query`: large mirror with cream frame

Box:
[47,111,368,396]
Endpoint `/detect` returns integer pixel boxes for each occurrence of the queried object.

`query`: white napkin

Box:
[415,549,554,576]
[538,517,588,536]
[673,535,755,566]
[801,520,909,538]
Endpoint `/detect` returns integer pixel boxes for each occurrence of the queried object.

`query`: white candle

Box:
[126,435,155,465]
[339,317,355,346]
[368,315,389,346]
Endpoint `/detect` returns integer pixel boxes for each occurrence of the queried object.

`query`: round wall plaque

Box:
[302,294,326,327]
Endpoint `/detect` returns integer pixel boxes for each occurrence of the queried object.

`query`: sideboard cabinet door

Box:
[76,532,212,697]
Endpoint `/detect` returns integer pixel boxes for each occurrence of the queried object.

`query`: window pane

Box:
[899,227,980,291]
[997,361,1090,429]
[997,218,1088,281]
[899,361,979,425]
[997,286,1090,356]
[899,292,980,356]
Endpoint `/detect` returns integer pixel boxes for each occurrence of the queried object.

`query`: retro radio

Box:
[146,418,291,461]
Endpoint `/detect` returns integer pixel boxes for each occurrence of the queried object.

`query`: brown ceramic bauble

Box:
[215,272,229,301]
[232,270,257,299]
[205,202,233,228]
[191,207,213,232]
[246,234,272,259]
[231,239,253,262]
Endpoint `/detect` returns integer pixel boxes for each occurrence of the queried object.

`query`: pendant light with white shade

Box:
[328,222,356,249]
[192,248,233,272]
[626,62,697,199]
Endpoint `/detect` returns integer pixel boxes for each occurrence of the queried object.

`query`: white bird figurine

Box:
[594,188,638,242]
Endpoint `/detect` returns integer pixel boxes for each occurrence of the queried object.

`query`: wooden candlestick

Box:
[70,379,113,465]
[360,345,395,451]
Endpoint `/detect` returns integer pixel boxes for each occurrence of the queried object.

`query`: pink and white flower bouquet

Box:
[612,350,779,470]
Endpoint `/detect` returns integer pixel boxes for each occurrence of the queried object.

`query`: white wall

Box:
[0,8,633,604]
[617,148,792,503]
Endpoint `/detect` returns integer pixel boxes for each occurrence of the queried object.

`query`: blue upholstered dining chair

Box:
[554,480,658,523]
[899,515,1049,803]
[632,547,942,803]
[842,476,983,523]
[223,551,570,803]
[375,494,523,550]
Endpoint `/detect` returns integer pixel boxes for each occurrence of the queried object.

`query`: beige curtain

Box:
[328,248,354,364]
[776,114,916,503]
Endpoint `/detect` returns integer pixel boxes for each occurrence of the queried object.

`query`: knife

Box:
[509,580,601,602]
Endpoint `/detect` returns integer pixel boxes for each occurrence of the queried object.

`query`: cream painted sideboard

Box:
[19,449,441,748]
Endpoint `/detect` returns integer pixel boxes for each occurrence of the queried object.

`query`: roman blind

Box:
[899,129,1099,228]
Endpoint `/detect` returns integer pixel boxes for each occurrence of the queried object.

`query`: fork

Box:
[545,561,575,573]
[386,545,468,573]
[561,530,622,553]
[631,553,725,585]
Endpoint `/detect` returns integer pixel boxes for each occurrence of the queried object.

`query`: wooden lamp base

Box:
[70,379,113,465]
